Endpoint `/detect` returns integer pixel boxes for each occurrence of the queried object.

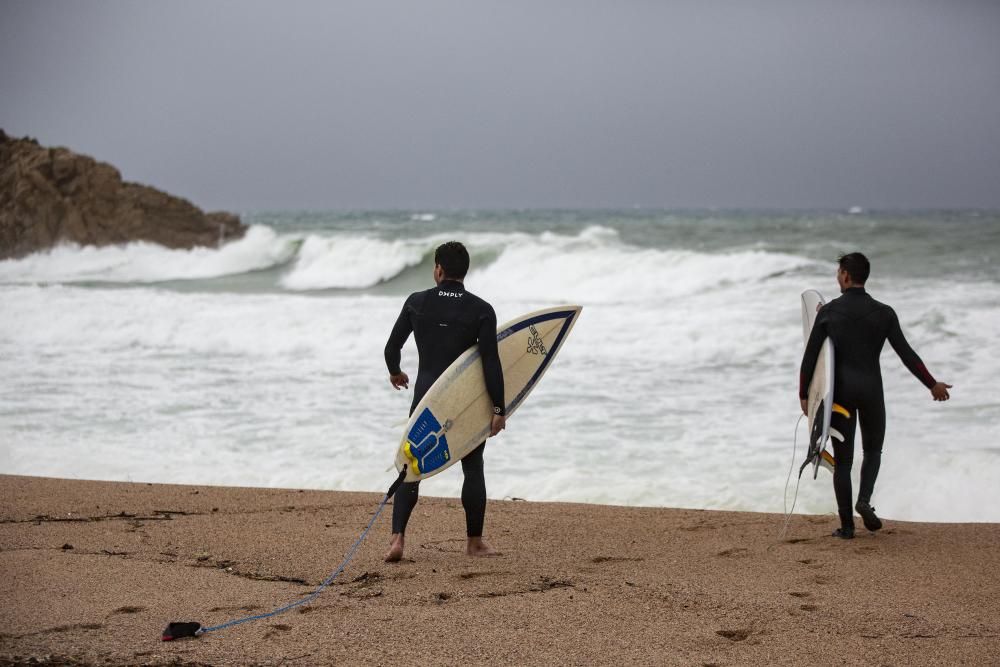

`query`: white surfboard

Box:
[394,305,582,482]
[800,290,835,478]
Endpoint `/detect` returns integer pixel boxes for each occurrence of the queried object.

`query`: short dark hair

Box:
[434,241,470,280]
[838,252,870,284]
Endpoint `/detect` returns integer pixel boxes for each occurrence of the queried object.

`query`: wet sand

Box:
[2,474,998,665]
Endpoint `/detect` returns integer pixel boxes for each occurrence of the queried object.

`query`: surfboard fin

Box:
[819,448,836,472]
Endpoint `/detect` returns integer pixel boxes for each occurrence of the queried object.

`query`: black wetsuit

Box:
[799,287,936,530]
[384,279,505,537]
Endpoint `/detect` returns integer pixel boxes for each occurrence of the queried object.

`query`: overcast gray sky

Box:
[2,1,998,211]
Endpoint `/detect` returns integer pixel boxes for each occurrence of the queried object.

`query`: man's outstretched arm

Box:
[886,309,952,401]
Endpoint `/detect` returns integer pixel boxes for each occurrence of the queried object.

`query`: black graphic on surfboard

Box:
[526,324,547,355]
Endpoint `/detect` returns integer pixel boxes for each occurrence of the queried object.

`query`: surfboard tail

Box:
[800,445,836,479]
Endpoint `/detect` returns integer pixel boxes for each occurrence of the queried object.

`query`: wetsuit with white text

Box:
[384,279,505,537]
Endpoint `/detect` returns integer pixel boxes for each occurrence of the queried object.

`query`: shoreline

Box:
[2,474,998,665]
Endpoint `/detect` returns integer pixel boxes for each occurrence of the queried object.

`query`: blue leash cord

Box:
[192,470,407,637]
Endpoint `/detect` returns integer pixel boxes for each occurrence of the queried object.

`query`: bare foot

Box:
[467,537,499,557]
[384,534,404,562]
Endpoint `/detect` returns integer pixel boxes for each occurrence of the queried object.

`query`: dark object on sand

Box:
[162,622,202,641]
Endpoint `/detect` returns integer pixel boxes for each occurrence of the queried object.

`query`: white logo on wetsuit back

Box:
[438,290,464,298]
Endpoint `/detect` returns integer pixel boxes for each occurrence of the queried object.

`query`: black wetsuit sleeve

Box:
[477,305,505,416]
[384,297,414,376]
[886,308,936,388]
[799,311,827,400]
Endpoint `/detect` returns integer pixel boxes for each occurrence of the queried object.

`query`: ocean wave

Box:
[3,246,998,521]
[276,223,818,299]
[279,234,431,290]
[467,225,815,304]
[0,223,819,297]
[0,225,296,284]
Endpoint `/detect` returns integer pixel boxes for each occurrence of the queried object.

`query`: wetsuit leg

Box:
[857,398,886,506]
[461,442,487,537]
[391,481,419,535]
[829,406,858,531]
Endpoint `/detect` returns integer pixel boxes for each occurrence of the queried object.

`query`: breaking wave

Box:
[0,224,818,297]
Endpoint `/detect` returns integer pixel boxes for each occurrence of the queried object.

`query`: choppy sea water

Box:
[1,210,997,522]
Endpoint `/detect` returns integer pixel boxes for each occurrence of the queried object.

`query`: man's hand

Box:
[931,382,952,401]
[489,414,506,437]
[800,398,808,416]
[389,372,409,390]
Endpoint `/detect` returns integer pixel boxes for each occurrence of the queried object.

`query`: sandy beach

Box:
[2,474,998,666]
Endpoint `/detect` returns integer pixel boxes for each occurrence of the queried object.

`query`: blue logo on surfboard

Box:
[402,408,451,476]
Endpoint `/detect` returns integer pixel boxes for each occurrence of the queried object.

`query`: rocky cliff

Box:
[0,130,246,260]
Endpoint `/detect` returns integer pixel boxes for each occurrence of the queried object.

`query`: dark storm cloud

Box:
[1,0,998,210]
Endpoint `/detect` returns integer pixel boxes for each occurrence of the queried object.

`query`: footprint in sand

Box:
[716,547,750,558]
[788,591,811,598]
[420,538,465,554]
[459,570,511,579]
[716,629,750,642]
[262,624,293,640]
[591,556,644,564]
[111,606,146,615]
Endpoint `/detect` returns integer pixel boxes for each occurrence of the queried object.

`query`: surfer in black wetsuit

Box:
[800,253,952,539]
[383,241,506,562]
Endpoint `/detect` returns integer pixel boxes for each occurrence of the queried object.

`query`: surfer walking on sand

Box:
[383,241,506,562]
[799,253,952,539]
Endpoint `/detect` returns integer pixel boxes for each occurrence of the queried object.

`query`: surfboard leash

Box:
[161,468,408,641]
[778,413,806,540]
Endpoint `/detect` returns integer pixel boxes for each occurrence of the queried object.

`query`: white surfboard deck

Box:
[394,305,582,483]
[801,290,835,478]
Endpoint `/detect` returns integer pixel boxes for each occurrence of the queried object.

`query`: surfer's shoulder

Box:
[405,289,430,309]
[858,292,895,319]
[817,299,838,317]
[867,294,891,310]
[461,290,496,320]
[834,289,895,323]
[874,300,898,324]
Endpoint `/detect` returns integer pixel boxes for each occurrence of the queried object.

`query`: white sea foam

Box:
[1,217,998,523]
[280,235,428,290]
[471,227,812,305]
[0,225,296,284]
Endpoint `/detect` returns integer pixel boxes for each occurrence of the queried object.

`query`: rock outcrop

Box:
[0,129,246,260]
